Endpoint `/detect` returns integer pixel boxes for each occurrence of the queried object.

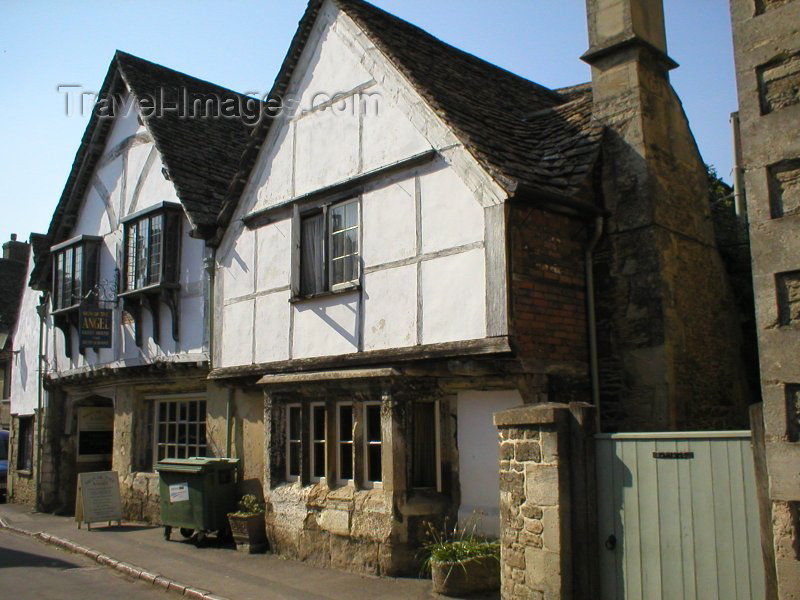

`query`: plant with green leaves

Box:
[231,494,265,516]
[421,515,500,568]
[421,514,501,595]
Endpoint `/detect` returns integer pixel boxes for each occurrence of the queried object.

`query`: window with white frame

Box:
[287,404,302,481]
[336,403,354,484]
[363,402,382,487]
[297,198,359,297]
[310,403,326,482]
[154,397,206,462]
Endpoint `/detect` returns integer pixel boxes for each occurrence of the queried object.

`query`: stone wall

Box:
[583,0,751,432]
[495,403,596,600]
[263,385,455,576]
[731,0,800,596]
[509,205,588,369]
[8,413,37,506]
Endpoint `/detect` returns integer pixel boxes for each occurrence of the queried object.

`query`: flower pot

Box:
[431,555,500,597]
[227,512,267,553]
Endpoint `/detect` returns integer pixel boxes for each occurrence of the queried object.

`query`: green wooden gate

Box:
[596,432,765,600]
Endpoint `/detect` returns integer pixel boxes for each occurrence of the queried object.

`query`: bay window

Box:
[51,236,101,311]
[121,202,182,293]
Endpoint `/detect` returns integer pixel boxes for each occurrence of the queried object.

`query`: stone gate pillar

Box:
[494,402,597,600]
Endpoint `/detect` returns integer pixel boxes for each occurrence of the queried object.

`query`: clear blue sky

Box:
[0,0,737,245]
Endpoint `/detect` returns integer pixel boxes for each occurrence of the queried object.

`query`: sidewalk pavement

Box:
[0,503,437,600]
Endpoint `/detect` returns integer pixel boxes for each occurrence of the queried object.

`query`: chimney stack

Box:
[3,234,30,264]
[580,0,752,431]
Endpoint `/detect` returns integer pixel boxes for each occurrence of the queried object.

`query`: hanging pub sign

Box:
[79,307,113,349]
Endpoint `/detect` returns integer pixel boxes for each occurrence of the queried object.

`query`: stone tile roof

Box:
[0,253,30,337]
[217,0,603,231]
[32,52,258,287]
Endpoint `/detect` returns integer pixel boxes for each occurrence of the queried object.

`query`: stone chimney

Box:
[3,233,30,264]
[581,0,752,431]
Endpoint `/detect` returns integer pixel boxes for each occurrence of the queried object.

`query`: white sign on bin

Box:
[169,483,190,503]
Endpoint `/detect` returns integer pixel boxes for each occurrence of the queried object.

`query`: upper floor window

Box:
[51,235,102,312]
[122,203,182,293]
[296,198,360,297]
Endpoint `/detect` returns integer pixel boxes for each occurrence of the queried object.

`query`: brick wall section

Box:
[495,403,596,600]
[509,204,588,367]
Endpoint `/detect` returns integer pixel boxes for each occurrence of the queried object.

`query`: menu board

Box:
[75,471,122,528]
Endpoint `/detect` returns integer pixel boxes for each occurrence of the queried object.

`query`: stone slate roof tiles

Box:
[0,253,30,336]
[115,52,259,230]
[336,0,603,202]
[218,0,604,228]
[32,52,258,287]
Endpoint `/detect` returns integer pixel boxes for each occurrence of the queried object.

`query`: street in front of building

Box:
[0,529,165,600]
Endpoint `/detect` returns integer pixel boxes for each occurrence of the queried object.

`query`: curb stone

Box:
[0,522,224,600]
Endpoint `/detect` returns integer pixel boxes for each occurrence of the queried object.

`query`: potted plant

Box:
[227,494,267,553]
[422,518,501,597]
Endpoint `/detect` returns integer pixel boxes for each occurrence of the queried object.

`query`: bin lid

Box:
[155,457,239,473]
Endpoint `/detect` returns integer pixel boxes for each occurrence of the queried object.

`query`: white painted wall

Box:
[215,3,504,370]
[457,390,523,537]
[9,254,43,416]
[48,91,208,376]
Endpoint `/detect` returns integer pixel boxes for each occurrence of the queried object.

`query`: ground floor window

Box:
[287,404,302,481]
[17,416,34,472]
[276,397,442,491]
[153,397,206,462]
[310,403,326,481]
[411,401,440,490]
[364,402,382,487]
[337,403,354,484]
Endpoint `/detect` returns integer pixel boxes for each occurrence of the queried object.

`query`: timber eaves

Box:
[209,336,512,381]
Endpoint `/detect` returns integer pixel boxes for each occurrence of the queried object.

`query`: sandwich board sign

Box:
[75,471,122,529]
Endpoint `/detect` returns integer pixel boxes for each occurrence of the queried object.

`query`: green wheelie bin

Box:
[156,457,238,546]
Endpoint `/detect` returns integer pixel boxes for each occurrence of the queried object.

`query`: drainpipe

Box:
[730,112,747,220]
[203,247,233,458]
[203,248,216,368]
[585,217,604,433]
[34,298,47,510]
[226,388,234,459]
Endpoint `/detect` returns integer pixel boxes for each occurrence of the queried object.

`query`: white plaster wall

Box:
[74,187,112,238]
[291,291,359,359]
[9,256,43,416]
[362,264,417,351]
[221,300,254,368]
[252,120,294,210]
[294,7,373,112]
[294,100,360,196]
[361,99,430,173]
[255,218,291,292]
[421,249,486,345]
[104,95,140,149]
[214,5,498,371]
[254,291,291,363]
[124,150,177,215]
[457,390,523,537]
[48,91,207,375]
[223,225,256,301]
[420,167,484,254]
[361,179,416,267]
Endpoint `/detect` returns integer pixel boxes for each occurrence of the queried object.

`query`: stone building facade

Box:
[730,0,800,596]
